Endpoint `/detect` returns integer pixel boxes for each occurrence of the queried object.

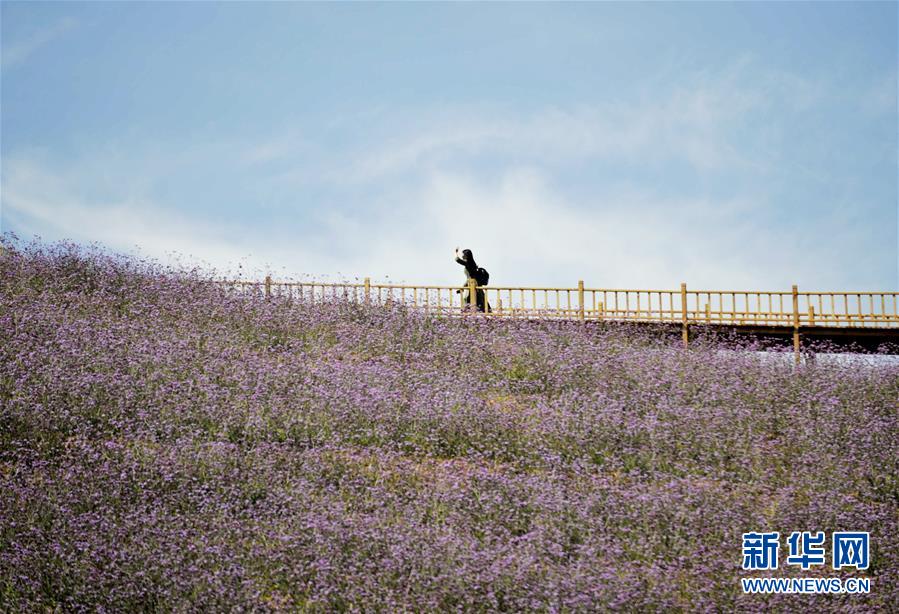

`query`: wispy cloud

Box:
[862,69,898,117]
[333,57,848,189]
[339,75,773,185]
[1,17,78,70]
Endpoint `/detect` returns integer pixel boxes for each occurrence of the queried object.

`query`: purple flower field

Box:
[2,239,897,612]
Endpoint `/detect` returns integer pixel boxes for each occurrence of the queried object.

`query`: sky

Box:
[1,2,897,290]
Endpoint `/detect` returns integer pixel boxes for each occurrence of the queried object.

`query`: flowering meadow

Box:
[1,239,897,612]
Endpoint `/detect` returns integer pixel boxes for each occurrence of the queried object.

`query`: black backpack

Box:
[475,267,489,286]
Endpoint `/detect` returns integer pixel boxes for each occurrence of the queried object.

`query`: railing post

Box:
[468,278,477,311]
[265,275,272,299]
[364,277,371,305]
[680,282,689,348]
[808,305,815,326]
[792,284,800,364]
[578,280,585,323]
[597,300,604,320]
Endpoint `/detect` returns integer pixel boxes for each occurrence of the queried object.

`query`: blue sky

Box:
[2,2,896,289]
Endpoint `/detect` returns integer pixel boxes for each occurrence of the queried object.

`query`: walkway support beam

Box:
[793,284,800,364]
[578,280,585,323]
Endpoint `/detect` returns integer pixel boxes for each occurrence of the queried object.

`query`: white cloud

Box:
[1,17,78,69]
[360,169,801,290]
[0,153,885,291]
[2,159,288,278]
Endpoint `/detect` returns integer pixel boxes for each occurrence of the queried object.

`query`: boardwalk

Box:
[224,278,899,358]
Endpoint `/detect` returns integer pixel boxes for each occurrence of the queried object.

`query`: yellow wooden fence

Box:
[220,278,899,362]
[222,277,899,328]
[222,278,899,333]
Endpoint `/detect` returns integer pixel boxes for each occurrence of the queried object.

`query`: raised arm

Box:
[454,248,479,278]
[454,247,467,267]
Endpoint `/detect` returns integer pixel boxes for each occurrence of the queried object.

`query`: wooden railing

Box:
[220,278,899,361]
[222,278,899,328]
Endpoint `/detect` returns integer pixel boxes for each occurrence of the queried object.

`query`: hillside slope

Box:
[1,240,897,611]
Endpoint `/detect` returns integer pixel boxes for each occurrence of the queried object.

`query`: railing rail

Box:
[220,278,899,329]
